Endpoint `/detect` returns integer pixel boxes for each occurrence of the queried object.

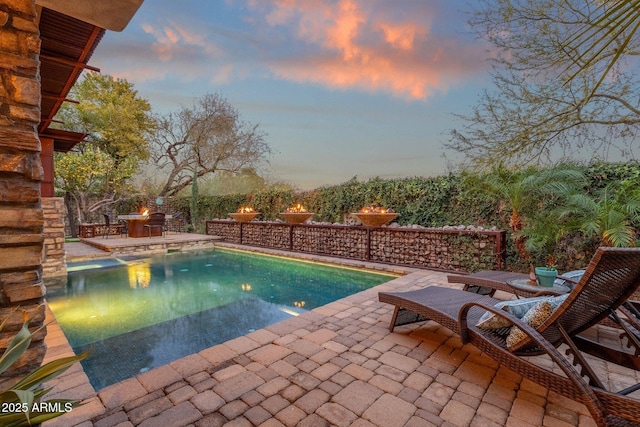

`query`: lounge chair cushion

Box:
[554,269,585,290]
[476,296,550,331]
[506,294,570,350]
[477,294,569,336]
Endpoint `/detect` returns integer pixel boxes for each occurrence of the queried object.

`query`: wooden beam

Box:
[39,54,101,72]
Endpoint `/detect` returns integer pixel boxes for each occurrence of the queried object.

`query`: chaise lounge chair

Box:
[379,247,640,426]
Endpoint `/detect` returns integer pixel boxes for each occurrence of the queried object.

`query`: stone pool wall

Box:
[206,220,506,272]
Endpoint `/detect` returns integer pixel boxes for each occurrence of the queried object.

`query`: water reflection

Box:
[128,263,151,288]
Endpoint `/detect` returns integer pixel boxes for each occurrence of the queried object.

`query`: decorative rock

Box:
[206,220,503,272]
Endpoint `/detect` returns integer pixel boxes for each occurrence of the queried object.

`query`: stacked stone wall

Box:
[42,197,66,278]
[0,0,46,381]
[207,220,505,272]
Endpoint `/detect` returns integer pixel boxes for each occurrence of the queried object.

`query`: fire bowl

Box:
[229,212,260,222]
[351,212,399,227]
[280,212,314,224]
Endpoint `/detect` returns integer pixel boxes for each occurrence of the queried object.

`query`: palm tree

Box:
[556,180,640,247]
[466,164,585,261]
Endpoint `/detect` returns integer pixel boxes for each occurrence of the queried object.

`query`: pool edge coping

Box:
[43,242,432,425]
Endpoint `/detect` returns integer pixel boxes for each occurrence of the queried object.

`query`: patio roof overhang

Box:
[35,0,144,151]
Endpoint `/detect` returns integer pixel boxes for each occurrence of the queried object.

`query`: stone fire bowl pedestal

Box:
[280,212,314,224]
[229,212,260,222]
[351,213,399,227]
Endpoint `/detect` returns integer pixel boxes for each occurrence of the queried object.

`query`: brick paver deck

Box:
[41,242,639,426]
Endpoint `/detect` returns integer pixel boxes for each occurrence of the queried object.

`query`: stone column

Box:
[42,197,67,278]
[0,0,47,382]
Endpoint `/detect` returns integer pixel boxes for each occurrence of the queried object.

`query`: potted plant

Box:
[534,254,558,287]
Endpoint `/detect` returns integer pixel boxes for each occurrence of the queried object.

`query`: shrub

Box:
[0,313,89,426]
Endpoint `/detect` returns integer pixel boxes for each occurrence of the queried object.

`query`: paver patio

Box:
[41,242,639,426]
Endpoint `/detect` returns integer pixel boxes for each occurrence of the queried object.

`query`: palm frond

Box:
[562,0,640,101]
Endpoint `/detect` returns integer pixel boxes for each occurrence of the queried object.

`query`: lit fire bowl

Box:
[280,212,314,224]
[351,212,399,227]
[229,212,260,222]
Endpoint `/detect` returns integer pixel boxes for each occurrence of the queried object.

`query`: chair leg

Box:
[559,326,606,389]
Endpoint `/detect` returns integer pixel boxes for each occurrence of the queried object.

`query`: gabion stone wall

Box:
[242,223,290,250]
[206,220,506,272]
[293,225,368,259]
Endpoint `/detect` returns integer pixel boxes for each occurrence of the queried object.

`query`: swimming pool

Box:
[46,248,394,390]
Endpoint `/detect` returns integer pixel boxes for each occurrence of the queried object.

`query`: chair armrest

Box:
[457,301,522,344]
[531,290,562,297]
[457,300,604,417]
[556,274,579,284]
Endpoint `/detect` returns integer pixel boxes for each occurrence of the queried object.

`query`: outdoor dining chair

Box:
[102,214,111,239]
[144,212,166,237]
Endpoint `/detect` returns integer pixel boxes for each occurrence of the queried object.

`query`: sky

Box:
[90,0,493,190]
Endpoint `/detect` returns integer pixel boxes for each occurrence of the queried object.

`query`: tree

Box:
[55,72,155,162]
[54,72,156,222]
[202,167,267,196]
[463,164,585,262]
[190,169,199,232]
[557,179,640,247]
[447,0,640,168]
[151,93,270,197]
[55,146,137,223]
[560,1,640,101]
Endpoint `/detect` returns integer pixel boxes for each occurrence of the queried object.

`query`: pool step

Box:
[74,233,221,259]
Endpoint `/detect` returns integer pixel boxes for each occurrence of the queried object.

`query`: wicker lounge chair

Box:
[379,247,640,426]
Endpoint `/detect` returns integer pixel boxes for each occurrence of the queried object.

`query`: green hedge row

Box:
[116,161,640,271]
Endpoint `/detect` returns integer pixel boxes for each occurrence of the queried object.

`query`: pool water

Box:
[46,248,393,390]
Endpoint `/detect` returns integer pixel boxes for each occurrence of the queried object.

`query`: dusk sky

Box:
[91,0,493,190]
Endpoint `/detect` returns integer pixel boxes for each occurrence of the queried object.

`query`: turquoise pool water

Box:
[46,249,393,390]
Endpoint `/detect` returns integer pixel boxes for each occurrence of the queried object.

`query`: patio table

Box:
[117,214,172,238]
[507,278,570,298]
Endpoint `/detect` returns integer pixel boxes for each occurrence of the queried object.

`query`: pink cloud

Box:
[246,0,487,100]
[379,22,425,51]
[141,22,222,62]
